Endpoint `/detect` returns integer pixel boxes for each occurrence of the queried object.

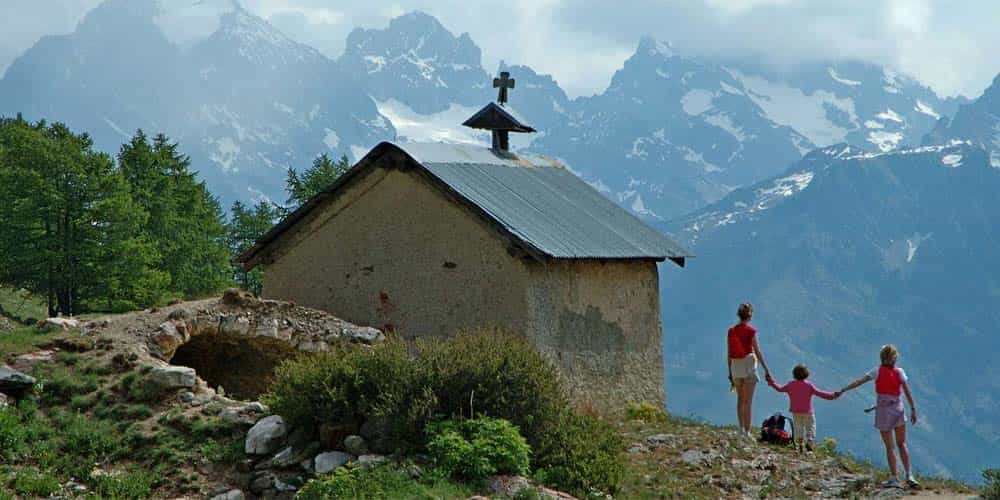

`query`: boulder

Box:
[245,415,288,455]
[151,322,187,358]
[490,475,531,497]
[0,365,36,398]
[38,317,79,332]
[210,489,245,500]
[318,422,357,449]
[343,435,369,456]
[0,392,8,407]
[359,417,393,454]
[271,443,319,468]
[345,326,383,344]
[356,454,387,469]
[220,403,268,426]
[148,365,197,389]
[313,451,352,474]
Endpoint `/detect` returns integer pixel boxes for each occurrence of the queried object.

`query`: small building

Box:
[238,73,691,407]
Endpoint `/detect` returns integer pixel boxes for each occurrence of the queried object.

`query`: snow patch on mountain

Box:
[375,98,486,145]
[941,154,963,168]
[731,70,856,146]
[681,89,714,115]
[915,100,940,119]
[828,67,861,86]
[705,112,748,141]
[876,108,904,123]
[881,233,932,271]
[868,131,904,152]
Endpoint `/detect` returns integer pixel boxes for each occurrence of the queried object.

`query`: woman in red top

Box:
[727,303,772,439]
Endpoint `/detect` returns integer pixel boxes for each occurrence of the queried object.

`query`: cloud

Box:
[1,0,998,99]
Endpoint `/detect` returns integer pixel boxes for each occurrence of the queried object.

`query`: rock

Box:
[0,365,36,398]
[220,403,268,426]
[343,434,369,456]
[167,308,191,321]
[149,365,197,389]
[210,489,245,500]
[314,451,353,474]
[273,478,297,492]
[645,433,674,445]
[627,443,650,454]
[0,393,7,407]
[285,426,314,448]
[346,326,383,344]
[245,415,288,455]
[11,350,55,372]
[38,317,79,332]
[681,449,716,465]
[151,322,186,358]
[179,391,196,403]
[271,443,319,468]
[249,472,274,494]
[356,454,387,469]
[489,475,531,497]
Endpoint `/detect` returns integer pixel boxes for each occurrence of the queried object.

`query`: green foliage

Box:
[427,417,531,480]
[0,286,47,323]
[226,200,279,295]
[983,468,1000,500]
[532,409,625,496]
[36,364,99,406]
[285,153,350,209]
[12,468,61,497]
[626,401,668,423]
[117,130,232,299]
[296,463,475,500]
[0,117,167,315]
[90,469,155,499]
[266,331,622,495]
[0,325,62,357]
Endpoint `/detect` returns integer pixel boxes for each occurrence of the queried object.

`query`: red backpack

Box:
[760,412,793,445]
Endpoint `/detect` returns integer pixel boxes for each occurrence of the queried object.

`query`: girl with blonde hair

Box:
[839,344,919,488]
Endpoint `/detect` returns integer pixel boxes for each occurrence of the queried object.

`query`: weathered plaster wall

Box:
[525,260,664,408]
[262,164,665,410]
[262,167,532,339]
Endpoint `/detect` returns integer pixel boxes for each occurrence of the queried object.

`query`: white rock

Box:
[245,415,288,455]
[314,451,353,474]
[356,454,387,469]
[149,366,197,389]
[210,489,245,500]
[39,317,80,332]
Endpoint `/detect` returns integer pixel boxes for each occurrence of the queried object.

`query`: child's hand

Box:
[833,391,841,399]
[765,373,774,384]
[910,409,918,425]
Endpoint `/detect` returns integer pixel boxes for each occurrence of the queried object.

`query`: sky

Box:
[1,0,998,98]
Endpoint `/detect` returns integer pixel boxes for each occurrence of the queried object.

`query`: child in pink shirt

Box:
[766,364,839,451]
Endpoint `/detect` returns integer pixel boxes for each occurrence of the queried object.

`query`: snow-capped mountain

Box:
[0,0,393,204]
[660,142,1000,483]
[925,73,1000,167]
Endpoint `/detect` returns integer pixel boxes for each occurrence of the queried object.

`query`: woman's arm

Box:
[752,336,771,377]
[839,374,873,394]
[902,381,917,424]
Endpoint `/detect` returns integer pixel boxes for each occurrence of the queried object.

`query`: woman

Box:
[728,302,772,439]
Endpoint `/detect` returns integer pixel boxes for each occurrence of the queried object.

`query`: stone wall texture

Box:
[262,163,665,409]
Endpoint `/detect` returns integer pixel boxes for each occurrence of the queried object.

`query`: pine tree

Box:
[284,153,349,210]
[0,117,166,314]
[118,131,232,298]
[227,200,279,295]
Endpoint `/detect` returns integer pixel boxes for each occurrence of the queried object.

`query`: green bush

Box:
[90,469,155,499]
[296,463,474,500]
[533,410,625,496]
[266,331,622,495]
[984,468,1000,500]
[427,417,530,480]
[0,408,26,460]
[626,401,667,423]
[12,468,61,496]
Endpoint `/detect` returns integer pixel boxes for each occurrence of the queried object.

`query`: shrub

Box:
[296,463,474,500]
[427,417,530,479]
[533,409,624,496]
[12,468,61,497]
[0,408,26,460]
[626,402,667,423]
[90,469,155,499]
[984,468,1000,500]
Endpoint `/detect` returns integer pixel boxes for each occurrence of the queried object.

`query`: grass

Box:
[0,286,48,323]
[0,326,63,360]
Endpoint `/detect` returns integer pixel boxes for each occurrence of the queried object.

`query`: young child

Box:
[765,364,838,452]
[839,345,919,488]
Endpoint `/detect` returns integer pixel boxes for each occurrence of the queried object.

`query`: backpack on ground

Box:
[760,412,793,445]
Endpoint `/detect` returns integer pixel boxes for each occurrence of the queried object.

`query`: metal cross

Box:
[493,71,515,104]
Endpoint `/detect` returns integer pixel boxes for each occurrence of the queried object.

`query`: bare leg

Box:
[739,379,757,433]
[733,378,745,431]
[894,425,911,477]
[880,431,898,477]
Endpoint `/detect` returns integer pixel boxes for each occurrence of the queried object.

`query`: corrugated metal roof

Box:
[405,143,691,260]
[237,142,692,268]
